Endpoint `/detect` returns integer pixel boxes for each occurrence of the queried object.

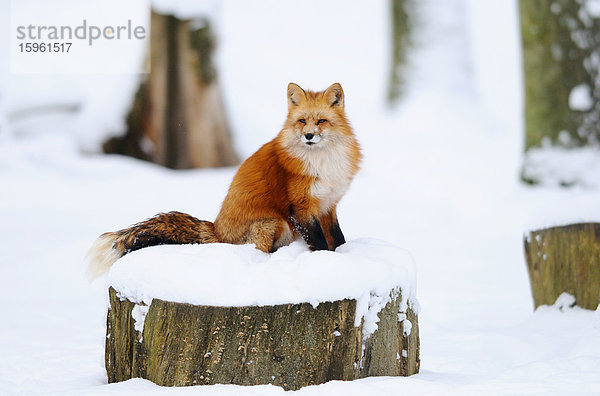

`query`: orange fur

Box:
[86,83,361,279]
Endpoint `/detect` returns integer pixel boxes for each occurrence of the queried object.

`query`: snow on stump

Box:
[524,223,600,310]
[104,239,420,391]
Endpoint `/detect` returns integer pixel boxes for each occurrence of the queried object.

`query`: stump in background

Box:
[104,11,238,169]
[524,223,600,310]
[105,287,420,391]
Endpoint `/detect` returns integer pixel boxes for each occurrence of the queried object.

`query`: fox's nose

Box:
[304,133,314,140]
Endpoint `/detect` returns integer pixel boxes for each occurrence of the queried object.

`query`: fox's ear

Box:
[287,83,307,107]
[324,83,344,108]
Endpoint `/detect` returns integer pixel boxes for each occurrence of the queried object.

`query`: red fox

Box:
[86,82,362,279]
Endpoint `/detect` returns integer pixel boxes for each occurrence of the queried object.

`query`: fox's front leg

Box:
[289,206,329,251]
[319,206,346,250]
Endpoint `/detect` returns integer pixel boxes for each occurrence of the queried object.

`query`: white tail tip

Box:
[85,233,122,281]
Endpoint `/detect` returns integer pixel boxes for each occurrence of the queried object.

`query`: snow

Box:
[569,83,594,111]
[107,239,418,336]
[521,146,600,231]
[585,0,600,18]
[131,303,149,335]
[465,0,522,134]
[522,145,600,188]
[2,0,600,395]
[553,292,577,311]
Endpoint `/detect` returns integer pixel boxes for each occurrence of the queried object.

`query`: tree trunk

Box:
[104,11,238,169]
[105,287,420,391]
[388,0,413,104]
[524,222,600,310]
[519,0,600,151]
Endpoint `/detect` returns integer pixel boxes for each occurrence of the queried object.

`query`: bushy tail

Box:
[85,211,218,280]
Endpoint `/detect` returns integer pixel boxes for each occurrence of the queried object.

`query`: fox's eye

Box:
[298,119,306,124]
[317,119,327,125]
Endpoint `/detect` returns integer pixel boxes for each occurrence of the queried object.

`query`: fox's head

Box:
[280,82,354,151]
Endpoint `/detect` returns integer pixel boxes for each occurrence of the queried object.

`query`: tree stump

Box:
[106,288,419,391]
[524,223,600,310]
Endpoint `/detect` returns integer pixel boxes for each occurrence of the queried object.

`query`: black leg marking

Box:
[269,234,278,253]
[289,208,329,251]
[305,216,329,251]
[329,220,346,250]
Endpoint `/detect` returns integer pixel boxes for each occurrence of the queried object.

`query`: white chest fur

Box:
[311,174,351,214]
[304,139,354,214]
[282,129,357,214]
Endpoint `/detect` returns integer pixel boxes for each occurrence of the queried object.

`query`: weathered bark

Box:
[388,0,413,104]
[106,287,420,391]
[524,222,600,310]
[519,0,600,151]
[104,11,238,169]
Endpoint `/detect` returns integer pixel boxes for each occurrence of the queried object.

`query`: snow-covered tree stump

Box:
[524,223,600,310]
[104,240,420,390]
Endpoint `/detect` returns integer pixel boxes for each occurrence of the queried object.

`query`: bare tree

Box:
[105,11,238,169]
[388,0,413,104]
[520,0,600,150]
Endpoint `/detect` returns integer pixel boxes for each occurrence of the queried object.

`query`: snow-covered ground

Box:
[1,0,600,395]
